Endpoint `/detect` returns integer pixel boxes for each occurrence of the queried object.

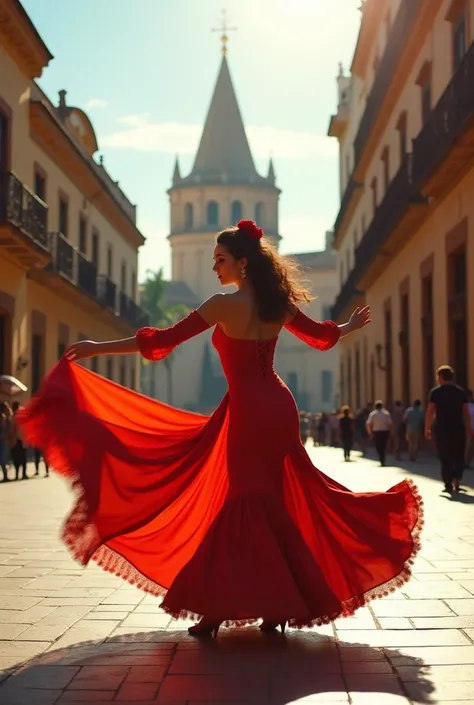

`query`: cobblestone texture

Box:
[0,448,473,704]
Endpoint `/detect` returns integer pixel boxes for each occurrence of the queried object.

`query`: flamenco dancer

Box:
[18,220,423,638]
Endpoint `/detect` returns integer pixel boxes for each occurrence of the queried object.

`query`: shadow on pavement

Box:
[355,448,474,491]
[0,628,436,704]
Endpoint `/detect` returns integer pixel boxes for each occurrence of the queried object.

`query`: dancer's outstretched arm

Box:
[64,294,225,362]
[284,306,371,351]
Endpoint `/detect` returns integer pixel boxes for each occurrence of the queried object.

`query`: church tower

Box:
[156,26,282,412]
[168,41,281,303]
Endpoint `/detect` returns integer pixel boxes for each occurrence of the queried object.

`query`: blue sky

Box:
[22,0,361,279]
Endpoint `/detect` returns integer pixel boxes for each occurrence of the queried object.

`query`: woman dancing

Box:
[19,219,423,638]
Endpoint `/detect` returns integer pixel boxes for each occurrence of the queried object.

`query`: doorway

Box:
[0,103,11,218]
[0,302,13,375]
[31,334,44,394]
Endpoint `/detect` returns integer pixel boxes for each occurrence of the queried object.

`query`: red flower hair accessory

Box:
[237,219,264,240]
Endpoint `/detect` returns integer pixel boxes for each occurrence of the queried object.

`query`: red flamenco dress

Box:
[18,309,423,627]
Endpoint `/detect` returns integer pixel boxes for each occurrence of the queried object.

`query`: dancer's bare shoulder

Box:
[197,292,283,340]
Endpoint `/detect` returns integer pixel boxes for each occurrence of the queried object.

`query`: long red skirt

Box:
[18,359,423,628]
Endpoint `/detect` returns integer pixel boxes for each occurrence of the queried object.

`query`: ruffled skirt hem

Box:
[64,474,423,630]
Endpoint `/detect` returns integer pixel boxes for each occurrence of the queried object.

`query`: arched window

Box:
[254,202,265,226]
[231,200,243,223]
[206,201,219,227]
[184,203,193,229]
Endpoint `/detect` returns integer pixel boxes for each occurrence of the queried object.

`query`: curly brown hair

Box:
[216,226,312,322]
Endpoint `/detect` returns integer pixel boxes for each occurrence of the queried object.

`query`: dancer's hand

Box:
[424,428,432,440]
[64,340,99,361]
[348,306,371,332]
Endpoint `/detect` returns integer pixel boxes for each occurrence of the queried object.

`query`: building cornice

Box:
[29,100,145,250]
[168,228,281,242]
[350,0,388,79]
[167,180,281,195]
[0,0,53,78]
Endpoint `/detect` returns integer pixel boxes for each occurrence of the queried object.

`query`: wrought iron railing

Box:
[332,157,417,317]
[354,157,413,271]
[333,177,363,237]
[119,291,149,328]
[411,41,474,187]
[48,232,74,280]
[2,172,48,248]
[77,252,98,298]
[97,274,117,311]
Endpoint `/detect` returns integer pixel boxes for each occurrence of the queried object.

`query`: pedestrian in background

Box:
[355,406,370,456]
[404,400,425,461]
[425,365,471,493]
[9,401,27,481]
[339,405,354,462]
[366,401,392,466]
[465,390,474,468]
[0,401,12,482]
[391,400,405,460]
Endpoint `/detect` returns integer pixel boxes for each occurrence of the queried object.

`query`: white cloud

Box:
[100,114,337,160]
[85,98,108,110]
[116,113,151,128]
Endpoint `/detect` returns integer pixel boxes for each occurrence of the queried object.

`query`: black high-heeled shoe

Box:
[259,620,287,634]
[188,620,222,638]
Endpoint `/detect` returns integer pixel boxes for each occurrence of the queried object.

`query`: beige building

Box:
[329,0,474,408]
[143,49,340,412]
[0,0,148,395]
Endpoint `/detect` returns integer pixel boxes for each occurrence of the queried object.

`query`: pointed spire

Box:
[172,155,181,185]
[267,157,276,185]
[185,55,261,185]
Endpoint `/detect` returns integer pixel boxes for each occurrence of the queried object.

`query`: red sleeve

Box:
[283,309,341,351]
[136,310,211,361]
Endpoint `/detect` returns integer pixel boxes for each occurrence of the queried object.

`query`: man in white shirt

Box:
[366,400,392,466]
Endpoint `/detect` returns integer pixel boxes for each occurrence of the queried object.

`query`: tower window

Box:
[254,202,265,226]
[107,244,113,278]
[184,203,193,229]
[79,214,87,254]
[59,195,69,238]
[207,201,219,227]
[231,200,243,223]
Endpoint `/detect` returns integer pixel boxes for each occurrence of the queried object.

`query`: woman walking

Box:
[339,406,354,461]
[0,402,12,482]
[19,220,423,637]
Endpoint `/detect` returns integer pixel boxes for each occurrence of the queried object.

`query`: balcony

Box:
[77,252,98,298]
[354,158,429,288]
[0,172,50,267]
[97,275,117,312]
[119,292,149,329]
[412,41,474,198]
[353,0,422,168]
[48,231,74,280]
[33,231,99,313]
[332,177,364,245]
[332,159,429,307]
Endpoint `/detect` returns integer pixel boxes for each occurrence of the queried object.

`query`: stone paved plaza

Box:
[0,446,473,705]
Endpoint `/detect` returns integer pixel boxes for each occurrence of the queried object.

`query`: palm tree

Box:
[140,268,188,405]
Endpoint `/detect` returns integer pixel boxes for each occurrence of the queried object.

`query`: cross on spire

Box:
[212,9,237,57]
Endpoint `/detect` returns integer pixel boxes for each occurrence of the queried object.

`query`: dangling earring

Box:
[240,266,246,279]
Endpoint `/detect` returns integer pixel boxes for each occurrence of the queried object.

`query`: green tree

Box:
[140,268,188,404]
